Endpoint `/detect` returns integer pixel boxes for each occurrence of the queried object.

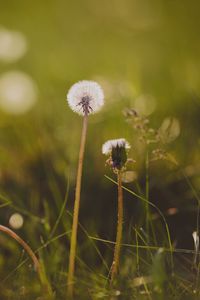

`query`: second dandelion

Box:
[102,138,131,284]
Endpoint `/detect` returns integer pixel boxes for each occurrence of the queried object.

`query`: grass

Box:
[0,152,200,299]
[0,107,199,299]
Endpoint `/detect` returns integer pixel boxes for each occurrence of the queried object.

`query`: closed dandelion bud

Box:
[67,80,104,116]
[102,138,130,171]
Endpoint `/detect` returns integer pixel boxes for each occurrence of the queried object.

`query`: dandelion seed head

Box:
[67,80,104,116]
[102,138,130,155]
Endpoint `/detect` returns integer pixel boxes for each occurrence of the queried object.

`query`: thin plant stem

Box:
[145,150,150,243]
[0,225,52,297]
[135,228,139,272]
[67,115,88,298]
[49,173,70,239]
[110,171,123,284]
[145,152,157,247]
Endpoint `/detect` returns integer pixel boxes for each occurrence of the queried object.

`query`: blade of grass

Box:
[88,236,200,255]
[49,173,70,239]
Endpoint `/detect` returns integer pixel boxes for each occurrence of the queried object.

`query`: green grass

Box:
[0,152,199,299]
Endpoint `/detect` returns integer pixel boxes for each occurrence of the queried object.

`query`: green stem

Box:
[67,115,88,298]
[0,225,52,297]
[110,171,123,284]
[145,151,150,243]
[145,151,157,247]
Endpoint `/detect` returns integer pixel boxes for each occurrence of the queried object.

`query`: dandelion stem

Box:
[110,171,123,284]
[0,225,52,296]
[67,114,88,298]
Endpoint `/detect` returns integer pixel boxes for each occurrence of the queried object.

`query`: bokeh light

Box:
[0,71,38,115]
[0,27,27,63]
[9,213,24,229]
[134,94,156,116]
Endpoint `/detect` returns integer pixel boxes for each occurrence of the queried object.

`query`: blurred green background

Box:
[0,0,200,298]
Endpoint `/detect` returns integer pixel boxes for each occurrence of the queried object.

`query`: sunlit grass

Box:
[0,151,200,299]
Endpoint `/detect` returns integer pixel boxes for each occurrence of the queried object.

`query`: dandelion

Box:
[66,80,104,297]
[67,80,104,116]
[102,138,131,284]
